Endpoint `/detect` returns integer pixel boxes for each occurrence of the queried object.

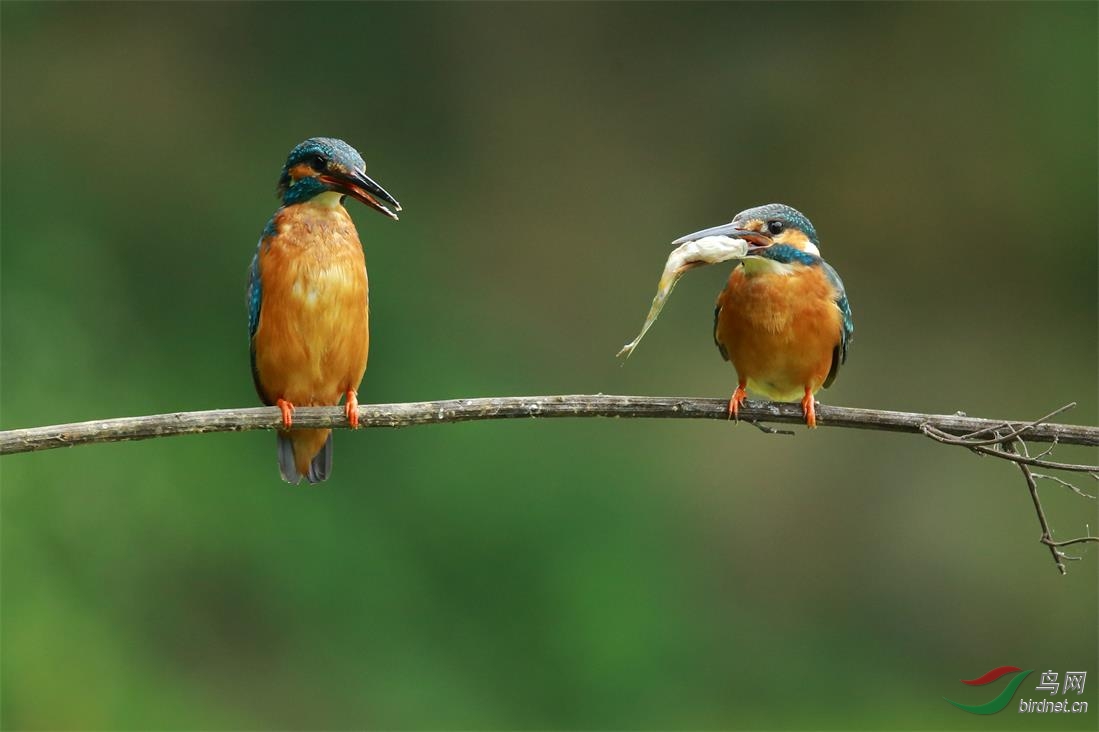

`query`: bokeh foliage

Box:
[2,2,1096,729]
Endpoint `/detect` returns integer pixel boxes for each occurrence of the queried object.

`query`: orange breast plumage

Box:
[252,204,369,407]
[715,264,843,402]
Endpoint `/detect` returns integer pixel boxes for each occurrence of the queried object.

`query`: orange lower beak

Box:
[319,170,402,220]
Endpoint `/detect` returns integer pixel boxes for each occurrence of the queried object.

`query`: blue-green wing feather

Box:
[821,260,853,388]
[247,235,269,403]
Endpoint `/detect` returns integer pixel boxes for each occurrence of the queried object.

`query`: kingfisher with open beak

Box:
[247,137,400,483]
[675,203,853,428]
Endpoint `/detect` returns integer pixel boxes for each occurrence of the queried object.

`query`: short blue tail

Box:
[276,432,333,484]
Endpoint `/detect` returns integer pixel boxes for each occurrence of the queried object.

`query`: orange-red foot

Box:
[344,391,360,429]
[276,398,295,429]
[801,389,817,429]
[727,384,748,421]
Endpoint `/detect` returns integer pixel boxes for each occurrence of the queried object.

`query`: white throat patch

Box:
[742,256,796,276]
[308,191,345,209]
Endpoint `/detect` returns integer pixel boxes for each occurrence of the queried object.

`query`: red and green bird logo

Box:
[944,666,1032,714]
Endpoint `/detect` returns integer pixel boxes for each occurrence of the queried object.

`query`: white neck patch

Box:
[306,191,345,209]
[743,257,796,276]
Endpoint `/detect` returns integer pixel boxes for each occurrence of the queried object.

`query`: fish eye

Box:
[766,220,785,235]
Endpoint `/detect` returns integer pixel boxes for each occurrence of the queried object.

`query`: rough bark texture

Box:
[2,395,1097,455]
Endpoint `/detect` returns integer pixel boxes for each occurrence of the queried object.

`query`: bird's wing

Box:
[822,260,854,389]
[712,301,729,361]
[247,236,269,403]
[711,262,756,362]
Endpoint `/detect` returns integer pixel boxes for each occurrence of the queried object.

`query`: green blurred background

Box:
[2,2,1096,729]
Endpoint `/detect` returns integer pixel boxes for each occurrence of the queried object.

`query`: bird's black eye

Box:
[311,154,327,171]
[767,220,785,235]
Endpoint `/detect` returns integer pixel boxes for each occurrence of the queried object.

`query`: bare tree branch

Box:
[917,411,1098,575]
[3,395,1095,573]
[2,395,1097,456]
[922,424,1098,473]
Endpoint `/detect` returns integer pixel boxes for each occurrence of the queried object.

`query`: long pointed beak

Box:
[319,169,402,220]
[671,222,772,250]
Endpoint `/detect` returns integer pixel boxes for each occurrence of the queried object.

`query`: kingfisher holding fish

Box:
[248,137,401,483]
[619,203,853,428]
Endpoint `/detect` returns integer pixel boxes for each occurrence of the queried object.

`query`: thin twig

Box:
[743,419,795,436]
[921,425,1098,473]
[1006,437,1068,574]
[1033,474,1096,500]
[967,445,1098,474]
[947,403,1076,447]
[2,395,1098,456]
[1042,535,1098,549]
[1030,440,1059,460]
